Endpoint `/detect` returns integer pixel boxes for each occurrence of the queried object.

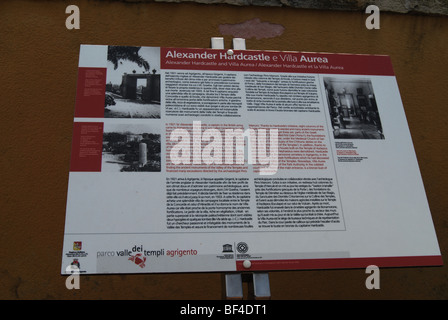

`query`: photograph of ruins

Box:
[102,123,161,172]
[105,46,161,118]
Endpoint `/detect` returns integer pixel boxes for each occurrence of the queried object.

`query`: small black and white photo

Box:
[102,123,161,172]
[324,77,384,139]
[105,46,161,119]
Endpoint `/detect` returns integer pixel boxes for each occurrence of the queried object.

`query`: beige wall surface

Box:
[1,0,447,300]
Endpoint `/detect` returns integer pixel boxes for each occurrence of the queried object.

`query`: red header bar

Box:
[235,255,443,271]
[161,47,395,76]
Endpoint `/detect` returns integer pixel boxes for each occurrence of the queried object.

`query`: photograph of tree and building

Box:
[105,46,161,118]
[102,123,161,172]
[324,77,384,139]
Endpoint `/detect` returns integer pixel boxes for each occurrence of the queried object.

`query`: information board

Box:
[61,45,442,274]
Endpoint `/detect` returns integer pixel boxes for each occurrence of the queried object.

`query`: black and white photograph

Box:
[105,46,161,118]
[324,77,384,139]
[102,122,161,172]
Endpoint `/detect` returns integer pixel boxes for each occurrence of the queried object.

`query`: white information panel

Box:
[61,45,442,274]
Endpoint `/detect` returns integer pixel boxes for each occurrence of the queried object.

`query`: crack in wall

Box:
[118,0,448,16]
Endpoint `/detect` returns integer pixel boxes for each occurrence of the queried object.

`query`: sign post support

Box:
[211,37,271,300]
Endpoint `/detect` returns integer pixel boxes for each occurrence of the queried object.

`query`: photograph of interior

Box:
[324,77,384,139]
